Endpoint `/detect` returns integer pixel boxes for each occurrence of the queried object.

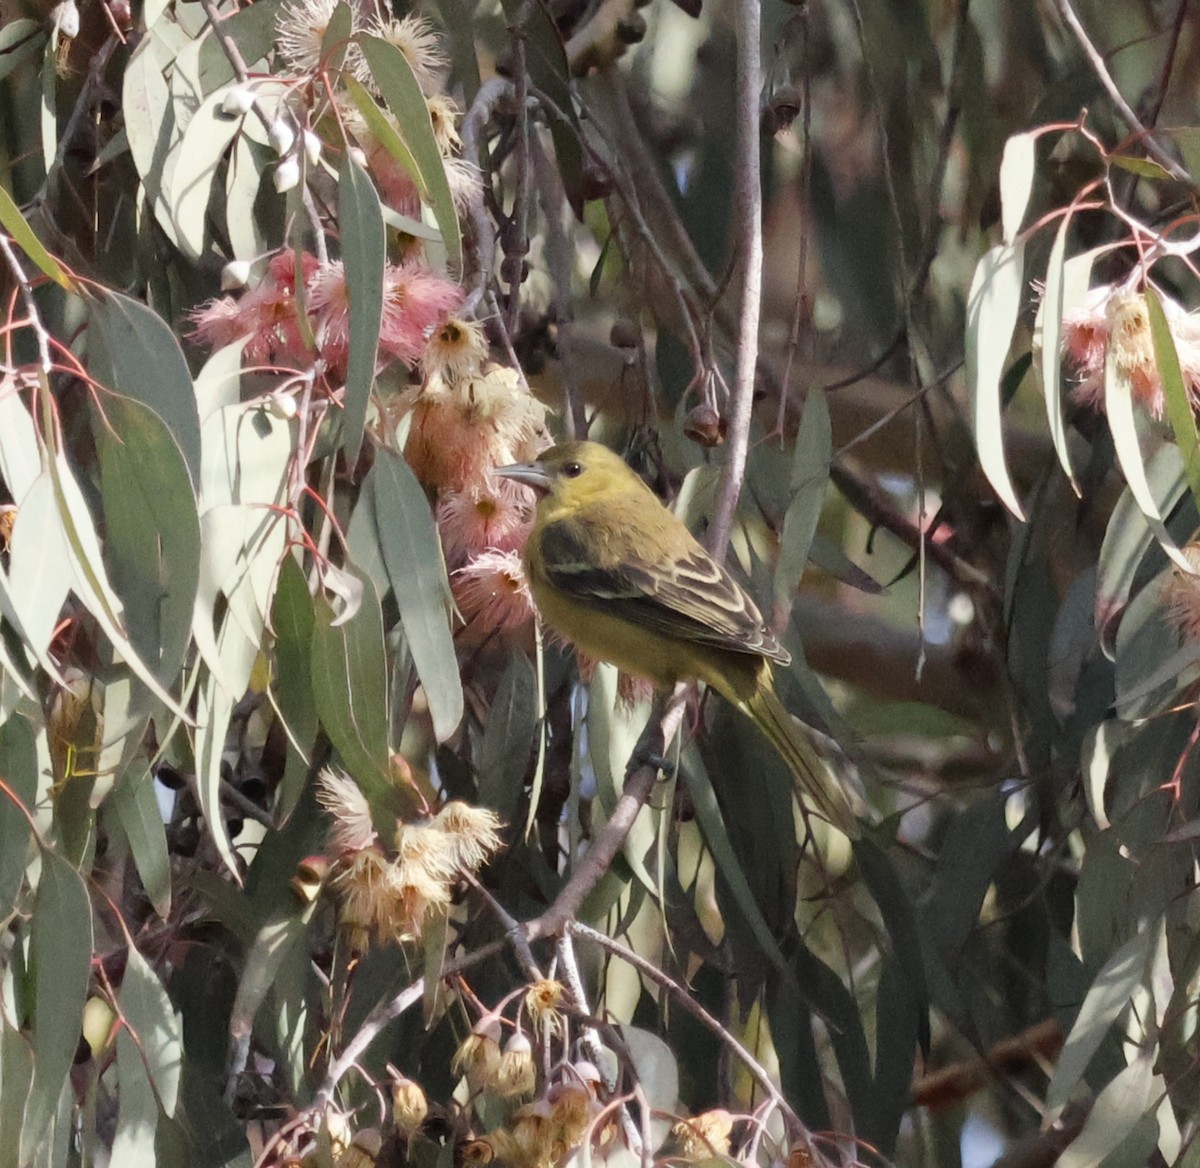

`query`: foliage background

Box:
[2,0,1200,1165]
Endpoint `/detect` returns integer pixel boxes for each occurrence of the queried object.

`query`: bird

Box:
[495,441,858,837]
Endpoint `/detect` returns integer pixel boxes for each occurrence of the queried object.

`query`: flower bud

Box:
[390,1074,428,1136]
[222,86,255,116]
[50,0,79,36]
[495,1031,536,1098]
[349,146,368,169]
[303,130,323,167]
[268,392,299,420]
[451,1014,504,1092]
[273,156,301,193]
[268,118,296,157]
[221,259,253,290]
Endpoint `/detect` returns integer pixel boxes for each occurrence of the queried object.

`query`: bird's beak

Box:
[494,460,552,492]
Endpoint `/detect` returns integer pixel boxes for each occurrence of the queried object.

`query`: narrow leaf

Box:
[110,765,172,919]
[0,185,72,290]
[88,289,202,488]
[24,849,93,1153]
[1104,347,1193,571]
[1047,925,1155,1113]
[359,35,462,272]
[337,152,385,465]
[1037,211,1080,492]
[1146,287,1200,514]
[0,715,37,921]
[310,575,394,812]
[369,450,463,741]
[775,388,831,606]
[998,131,1037,244]
[966,242,1027,519]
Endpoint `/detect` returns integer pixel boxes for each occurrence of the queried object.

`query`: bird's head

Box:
[494,441,647,513]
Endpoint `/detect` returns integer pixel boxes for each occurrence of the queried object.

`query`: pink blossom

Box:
[380,264,463,366]
[452,549,535,633]
[1061,284,1200,418]
[190,250,318,369]
[436,475,534,568]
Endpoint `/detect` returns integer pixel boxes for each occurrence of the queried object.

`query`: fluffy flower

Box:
[524,979,565,1038]
[452,549,536,632]
[190,250,318,370]
[436,476,534,567]
[368,13,446,94]
[1061,283,1200,417]
[401,365,551,491]
[305,259,462,375]
[423,316,488,383]
[431,801,505,871]
[426,94,462,154]
[444,154,484,213]
[316,767,377,853]
[670,1110,734,1161]
[276,0,358,74]
[381,264,464,365]
[1163,543,1200,642]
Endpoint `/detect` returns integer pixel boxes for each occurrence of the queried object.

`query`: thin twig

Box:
[197,0,328,262]
[708,0,764,561]
[526,687,688,941]
[460,76,511,312]
[0,237,52,375]
[1050,0,1196,189]
[505,34,531,337]
[556,934,643,1157]
[567,922,809,1144]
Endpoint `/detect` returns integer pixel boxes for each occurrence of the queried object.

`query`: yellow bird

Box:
[495,441,858,837]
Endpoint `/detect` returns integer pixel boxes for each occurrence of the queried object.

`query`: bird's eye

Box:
[563,461,583,478]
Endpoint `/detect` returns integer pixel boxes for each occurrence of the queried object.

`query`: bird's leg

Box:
[625,683,689,779]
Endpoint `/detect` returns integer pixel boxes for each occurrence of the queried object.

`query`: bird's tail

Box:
[739,680,860,838]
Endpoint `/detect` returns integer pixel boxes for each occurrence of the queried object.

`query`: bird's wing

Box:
[536,517,790,664]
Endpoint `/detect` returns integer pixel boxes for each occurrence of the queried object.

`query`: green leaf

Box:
[0,19,44,83]
[998,131,1036,244]
[1095,443,1187,656]
[775,388,830,606]
[94,394,201,696]
[310,574,394,812]
[966,242,1027,519]
[1047,925,1156,1114]
[0,184,72,291]
[88,289,202,488]
[368,449,463,742]
[0,1021,34,1168]
[0,715,37,921]
[167,86,245,259]
[229,908,312,1069]
[24,849,93,1156]
[359,35,463,272]
[112,945,183,1157]
[46,446,190,719]
[197,0,283,91]
[477,651,537,822]
[109,765,172,919]
[4,474,72,682]
[1104,345,1193,571]
[853,835,929,1049]
[868,955,921,1158]
[1059,1052,1163,1168]
[338,152,385,465]
[1146,287,1200,514]
[0,379,40,505]
[1036,225,1093,495]
[270,555,319,818]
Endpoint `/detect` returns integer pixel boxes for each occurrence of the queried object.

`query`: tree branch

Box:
[708,0,763,561]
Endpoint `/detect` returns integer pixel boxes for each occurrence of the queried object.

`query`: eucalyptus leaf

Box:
[368,449,463,742]
[337,152,385,464]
